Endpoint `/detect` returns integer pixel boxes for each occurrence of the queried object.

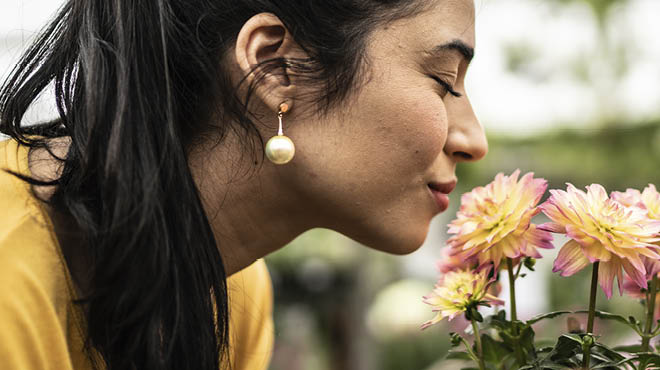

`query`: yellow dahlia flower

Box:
[539,183,660,298]
[612,185,660,281]
[421,269,503,329]
[447,169,554,271]
[641,184,660,220]
[611,188,646,210]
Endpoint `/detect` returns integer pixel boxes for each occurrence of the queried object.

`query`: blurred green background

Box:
[262,0,660,369]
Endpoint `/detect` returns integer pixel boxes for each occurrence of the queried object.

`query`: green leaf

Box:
[573,310,643,335]
[611,344,642,353]
[636,352,660,365]
[499,353,517,369]
[627,315,643,333]
[590,357,637,369]
[527,310,572,325]
[535,346,554,354]
[521,361,573,370]
[549,334,582,362]
[480,334,510,363]
[446,350,473,361]
[483,313,508,332]
[560,333,584,344]
[592,342,626,362]
[518,324,537,358]
[588,351,613,363]
[472,309,484,323]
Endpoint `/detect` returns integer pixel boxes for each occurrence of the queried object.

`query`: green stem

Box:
[584,262,599,370]
[514,259,524,280]
[642,275,658,353]
[507,258,525,366]
[471,319,486,370]
[507,258,518,322]
[457,334,480,365]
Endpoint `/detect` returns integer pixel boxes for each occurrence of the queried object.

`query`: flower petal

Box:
[598,260,620,299]
[498,236,523,259]
[566,224,599,249]
[537,222,566,234]
[553,239,590,277]
[421,313,443,330]
[580,240,612,263]
[586,184,609,204]
[621,257,648,290]
[524,223,555,250]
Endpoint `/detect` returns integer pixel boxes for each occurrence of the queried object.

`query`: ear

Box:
[235,13,303,113]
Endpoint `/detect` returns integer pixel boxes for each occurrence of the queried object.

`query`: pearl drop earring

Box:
[265,102,295,165]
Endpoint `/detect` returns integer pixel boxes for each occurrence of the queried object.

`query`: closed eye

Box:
[430,75,462,98]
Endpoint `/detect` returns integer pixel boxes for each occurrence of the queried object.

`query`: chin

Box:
[356,223,430,255]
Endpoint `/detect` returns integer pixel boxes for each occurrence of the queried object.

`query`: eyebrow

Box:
[429,39,475,64]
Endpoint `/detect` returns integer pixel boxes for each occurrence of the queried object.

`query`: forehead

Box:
[373,0,476,54]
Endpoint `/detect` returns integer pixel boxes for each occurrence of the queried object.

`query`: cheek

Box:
[289,85,448,205]
[401,96,448,164]
[371,91,449,172]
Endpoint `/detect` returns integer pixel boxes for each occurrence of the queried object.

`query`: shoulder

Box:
[227,258,273,318]
[226,259,274,370]
[227,258,273,327]
[0,139,88,369]
[0,138,67,290]
[0,137,73,329]
[0,215,75,370]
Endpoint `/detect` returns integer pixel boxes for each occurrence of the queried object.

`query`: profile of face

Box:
[223,0,487,260]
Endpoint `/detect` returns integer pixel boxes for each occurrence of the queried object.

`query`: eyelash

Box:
[430,75,462,98]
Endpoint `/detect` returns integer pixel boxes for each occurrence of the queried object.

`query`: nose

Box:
[444,98,488,162]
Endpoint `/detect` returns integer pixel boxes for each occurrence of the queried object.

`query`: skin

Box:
[30,0,487,277]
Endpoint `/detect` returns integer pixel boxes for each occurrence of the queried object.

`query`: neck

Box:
[187,131,311,276]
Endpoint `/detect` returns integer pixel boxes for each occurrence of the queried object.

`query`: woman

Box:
[0,0,487,369]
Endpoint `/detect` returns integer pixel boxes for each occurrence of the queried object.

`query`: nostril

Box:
[455,151,472,160]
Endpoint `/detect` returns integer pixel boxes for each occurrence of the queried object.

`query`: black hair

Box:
[0,1,426,369]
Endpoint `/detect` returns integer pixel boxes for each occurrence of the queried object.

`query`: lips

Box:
[428,179,457,195]
[428,186,450,212]
[427,179,456,212]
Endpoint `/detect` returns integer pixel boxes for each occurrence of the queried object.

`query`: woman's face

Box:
[280,0,488,254]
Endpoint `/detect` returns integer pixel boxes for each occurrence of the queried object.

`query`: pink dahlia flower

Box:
[611,188,647,211]
[436,247,479,274]
[446,169,554,271]
[641,184,660,220]
[613,185,660,285]
[612,185,660,279]
[539,183,660,298]
[421,269,503,329]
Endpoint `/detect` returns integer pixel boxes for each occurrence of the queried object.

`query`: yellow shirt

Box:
[0,138,274,370]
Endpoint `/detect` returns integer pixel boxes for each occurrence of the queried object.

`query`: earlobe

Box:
[234,13,300,108]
